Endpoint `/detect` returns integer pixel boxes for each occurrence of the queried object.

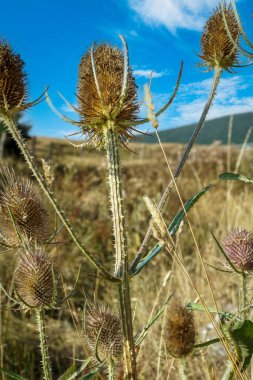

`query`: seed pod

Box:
[78,43,139,148]
[223,227,253,271]
[15,247,59,309]
[166,302,195,358]
[0,41,27,113]
[84,303,123,362]
[199,4,239,71]
[0,167,50,247]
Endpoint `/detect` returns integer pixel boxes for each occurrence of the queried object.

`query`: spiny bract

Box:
[15,247,59,309]
[0,167,50,247]
[166,302,195,358]
[83,303,123,362]
[0,41,27,114]
[223,227,253,271]
[199,4,239,72]
[78,43,139,148]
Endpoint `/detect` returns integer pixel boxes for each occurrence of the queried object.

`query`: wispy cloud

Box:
[128,0,238,33]
[139,74,253,130]
[133,69,166,78]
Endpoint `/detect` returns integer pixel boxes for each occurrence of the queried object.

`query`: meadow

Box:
[0,137,252,379]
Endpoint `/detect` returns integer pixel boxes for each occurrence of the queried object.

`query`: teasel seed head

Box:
[166,302,195,358]
[78,43,139,148]
[15,247,60,310]
[0,41,27,114]
[0,167,50,247]
[199,4,240,72]
[83,303,123,362]
[223,227,253,272]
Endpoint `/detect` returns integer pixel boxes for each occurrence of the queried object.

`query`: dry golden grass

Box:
[1,137,253,379]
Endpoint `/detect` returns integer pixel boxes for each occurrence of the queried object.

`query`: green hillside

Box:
[136,112,253,145]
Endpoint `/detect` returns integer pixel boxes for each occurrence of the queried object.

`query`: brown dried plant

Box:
[166,302,195,359]
[78,43,139,148]
[199,3,240,72]
[0,167,50,247]
[14,246,60,310]
[0,41,27,113]
[83,303,123,363]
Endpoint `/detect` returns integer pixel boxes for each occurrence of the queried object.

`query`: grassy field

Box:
[1,136,253,379]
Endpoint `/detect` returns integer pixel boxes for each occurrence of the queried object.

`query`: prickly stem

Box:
[105,125,137,379]
[1,114,116,282]
[36,309,52,380]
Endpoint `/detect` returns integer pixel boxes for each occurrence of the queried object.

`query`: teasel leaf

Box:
[223,319,253,371]
[193,338,222,349]
[210,229,241,274]
[132,185,213,275]
[219,172,253,184]
[79,362,105,379]
[0,368,28,380]
[186,302,237,322]
[134,292,174,346]
[58,357,93,380]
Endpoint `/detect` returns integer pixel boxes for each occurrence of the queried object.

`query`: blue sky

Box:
[0,0,253,137]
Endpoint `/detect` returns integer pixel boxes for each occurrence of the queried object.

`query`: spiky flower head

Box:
[223,227,253,271]
[0,167,50,247]
[0,41,27,114]
[78,43,139,148]
[199,4,239,72]
[15,247,59,310]
[83,303,123,362]
[166,302,195,358]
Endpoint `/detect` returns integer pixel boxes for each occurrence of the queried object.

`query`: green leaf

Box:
[133,185,213,275]
[0,368,28,380]
[79,362,104,379]
[186,302,236,321]
[219,172,253,184]
[224,319,253,371]
[58,365,76,380]
[134,293,174,346]
[193,338,221,349]
[58,358,93,380]
[168,184,214,236]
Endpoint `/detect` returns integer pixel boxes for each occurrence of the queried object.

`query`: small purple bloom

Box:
[223,228,253,271]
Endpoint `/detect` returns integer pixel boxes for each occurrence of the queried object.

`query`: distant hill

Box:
[136,112,253,145]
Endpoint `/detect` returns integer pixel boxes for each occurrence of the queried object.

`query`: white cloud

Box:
[133,69,165,78]
[129,0,237,33]
[139,74,253,130]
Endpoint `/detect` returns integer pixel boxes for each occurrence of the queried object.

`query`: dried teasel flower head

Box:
[83,303,123,362]
[15,247,60,310]
[223,227,253,271]
[0,40,27,114]
[166,302,195,358]
[77,42,139,148]
[199,4,240,72]
[0,167,50,247]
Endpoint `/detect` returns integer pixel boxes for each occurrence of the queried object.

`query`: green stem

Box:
[108,359,115,380]
[36,309,52,380]
[130,67,222,273]
[105,127,137,379]
[222,362,234,380]
[178,358,188,380]
[1,114,117,282]
[241,272,248,320]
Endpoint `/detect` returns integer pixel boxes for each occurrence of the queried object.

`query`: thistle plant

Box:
[84,303,123,378]
[15,247,60,380]
[0,167,50,247]
[131,3,240,271]
[1,1,253,379]
[166,302,195,380]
